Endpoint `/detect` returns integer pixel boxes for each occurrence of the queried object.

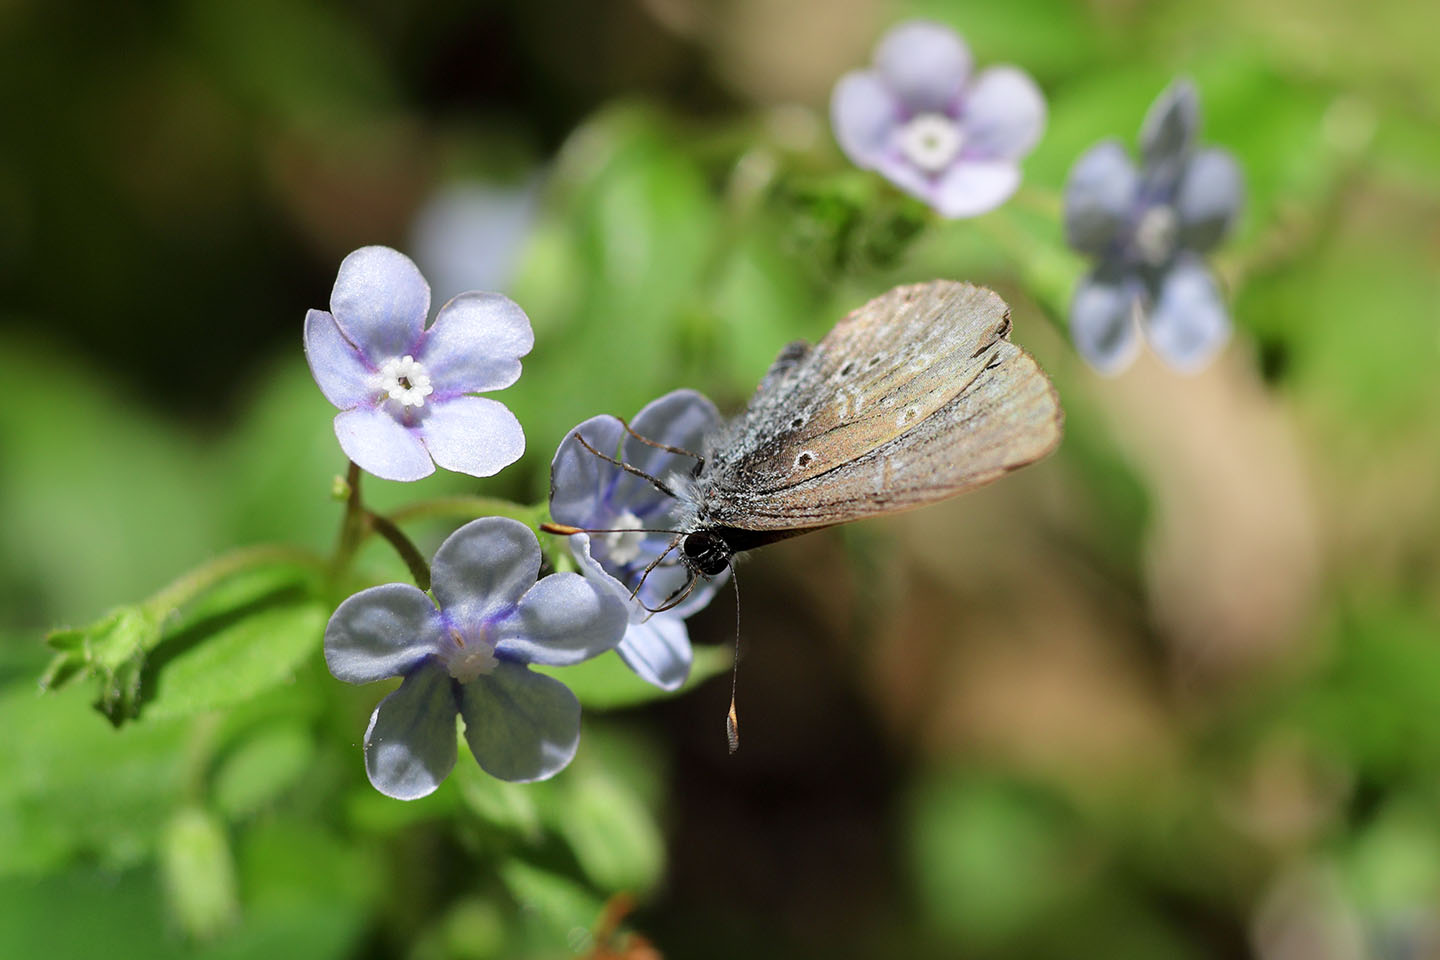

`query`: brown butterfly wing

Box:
[699,280,1062,531]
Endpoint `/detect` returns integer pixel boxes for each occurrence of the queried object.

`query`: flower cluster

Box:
[307,21,1250,801]
[1063,80,1244,374]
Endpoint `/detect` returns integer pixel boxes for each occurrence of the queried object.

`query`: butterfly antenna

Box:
[571,432,678,500]
[726,568,741,755]
[617,417,705,470]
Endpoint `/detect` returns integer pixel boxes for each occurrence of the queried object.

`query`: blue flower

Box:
[304,245,534,482]
[831,20,1046,218]
[549,390,726,691]
[1063,80,1244,374]
[324,517,628,798]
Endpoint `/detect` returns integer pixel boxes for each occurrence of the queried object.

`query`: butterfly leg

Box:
[616,416,705,472]
[572,432,679,499]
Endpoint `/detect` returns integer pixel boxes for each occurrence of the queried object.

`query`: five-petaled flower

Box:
[549,390,727,691]
[831,20,1046,218]
[324,517,628,799]
[1063,80,1244,374]
[304,245,534,482]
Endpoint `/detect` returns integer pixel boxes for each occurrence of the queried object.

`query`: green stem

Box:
[329,461,366,581]
[366,511,431,591]
[147,543,325,616]
[388,496,545,530]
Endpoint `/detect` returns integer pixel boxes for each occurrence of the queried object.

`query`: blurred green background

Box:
[3,0,1439,957]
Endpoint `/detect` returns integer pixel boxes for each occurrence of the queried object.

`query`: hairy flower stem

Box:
[328,460,436,590]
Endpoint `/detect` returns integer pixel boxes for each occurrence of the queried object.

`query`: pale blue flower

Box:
[324,517,628,798]
[1064,80,1244,374]
[304,245,533,482]
[549,390,726,691]
[831,20,1046,218]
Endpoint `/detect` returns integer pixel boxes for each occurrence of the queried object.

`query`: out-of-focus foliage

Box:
[2,0,1438,957]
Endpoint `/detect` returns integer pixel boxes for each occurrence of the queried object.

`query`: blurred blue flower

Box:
[1064,80,1244,374]
[409,176,540,304]
[304,245,534,481]
[830,20,1046,218]
[549,390,727,691]
[324,517,628,798]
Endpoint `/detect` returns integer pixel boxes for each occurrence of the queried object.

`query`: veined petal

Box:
[460,662,581,782]
[304,309,375,409]
[431,517,542,627]
[874,20,971,112]
[329,246,431,363]
[1145,256,1230,373]
[493,572,627,666]
[549,415,627,529]
[1175,148,1243,252]
[960,66,1046,160]
[1063,140,1139,256]
[325,582,447,684]
[931,160,1022,219]
[417,396,525,479]
[1140,80,1199,179]
[419,292,535,395]
[831,71,901,169]
[363,662,459,800]
[334,407,434,482]
[1070,268,1141,376]
[617,616,693,692]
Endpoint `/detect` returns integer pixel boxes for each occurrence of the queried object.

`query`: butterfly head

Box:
[680,530,732,578]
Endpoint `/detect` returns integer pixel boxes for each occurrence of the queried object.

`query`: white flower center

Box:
[444,625,498,683]
[374,355,435,408]
[600,510,646,567]
[1133,204,1179,266]
[898,113,963,174]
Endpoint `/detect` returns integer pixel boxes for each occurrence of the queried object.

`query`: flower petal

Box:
[931,160,1022,219]
[614,390,721,510]
[549,415,627,528]
[431,517,541,630]
[493,572,627,666]
[1139,79,1199,178]
[325,582,447,684]
[617,616,693,691]
[419,292,535,396]
[1175,148,1243,252]
[329,246,431,363]
[1070,268,1141,376]
[460,662,580,782]
[874,20,971,112]
[417,396,525,479]
[1063,140,1139,256]
[304,309,375,409]
[363,661,458,800]
[960,66,1046,160]
[334,407,434,482]
[1145,257,1230,373]
[831,71,900,169]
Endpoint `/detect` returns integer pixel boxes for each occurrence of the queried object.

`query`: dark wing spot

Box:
[839,360,857,377]
[867,354,884,367]
[795,451,814,468]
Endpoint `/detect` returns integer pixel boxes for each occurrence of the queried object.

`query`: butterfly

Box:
[546,280,1063,745]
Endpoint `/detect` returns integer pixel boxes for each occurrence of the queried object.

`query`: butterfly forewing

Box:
[699,280,1062,531]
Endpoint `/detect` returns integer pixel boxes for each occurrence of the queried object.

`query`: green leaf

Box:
[498,860,605,952]
[549,760,664,895]
[211,721,316,819]
[160,806,239,940]
[535,643,731,710]
[42,605,161,723]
